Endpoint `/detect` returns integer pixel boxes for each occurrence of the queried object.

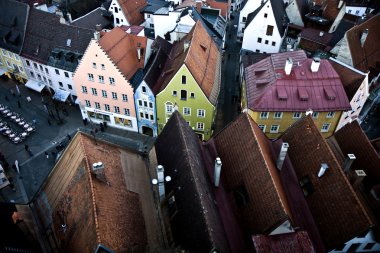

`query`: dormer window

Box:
[142,86,147,93]
[182,75,186,84]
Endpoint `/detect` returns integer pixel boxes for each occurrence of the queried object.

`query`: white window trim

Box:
[258,124,266,132]
[270,125,279,133]
[260,112,269,119]
[196,122,205,131]
[293,112,302,119]
[321,123,330,133]
[197,109,206,118]
[326,112,335,118]
[273,112,283,119]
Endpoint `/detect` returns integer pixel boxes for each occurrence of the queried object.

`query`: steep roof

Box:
[279,116,373,250]
[99,27,146,80]
[0,0,29,54]
[117,0,147,25]
[71,7,113,30]
[155,111,230,252]
[21,8,93,65]
[329,58,367,100]
[245,50,351,112]
[154,21,221,105]
[346,14,380,74]
[300,28,333,46]
[212,113,292,234]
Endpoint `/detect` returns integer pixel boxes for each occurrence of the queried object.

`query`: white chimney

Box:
[311,57,320,72]
[284,58,293,75]
[214,157,222,187]
[305,109,313,116]
[152,165,171,200]
[338,0,343,8]
[276,142,289,170]
[360,29,369,47]
[318,163,328,177]
[137,47,142,61]
[67,12,73,23]
[184,41,190,52]
[319,31,324,37]
[94,31,100,41]
[343,154,356,173]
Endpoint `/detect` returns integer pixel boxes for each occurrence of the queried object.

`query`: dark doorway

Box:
[142,126,153,136]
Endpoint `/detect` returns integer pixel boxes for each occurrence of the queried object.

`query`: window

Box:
[182,75,186,84]
[270,124,279,133]
[150,23,154,28]
[39,65,43,71]
[33,63,38,69]
[63,71,68,78]
[273,112,283,119]
[88,73,94,81]
[58,81,63,87]
[55,69,60,75]
[30,71,35,78]
[196,122,204,131]
[109,77,115,85]
[122,94,128,102]
[321,123,330,132]
[140,112,144,118]
[124,108,130,116]
[142,86,146,93]
[114,7,118,13]
[149,102,153,108]
[85,100,91,107]
[258,124,266,132]
[242,17,247,22]
[166,103,173,113]
[181,90,187,100]
[68,84,72,90]
[266,25,274,36]
[114,106,120,113]
[95,102,100,109]
[150,114,154,120]
[197,109,205,118]
[116,18,120,24]
[293,112,302,118]
[92,88,98,96]
[183,107,191,116]
[101,64,105,70]
[104,104,110,111]
[147,14,150,18]
[102,90,107,97]
[272,41,276,46]
[312,112,319,119]
[172,90,177,96]
[6,61,11,67]
[326,111,335,118]
[257,37,262,43]
[92,63,97,69]
[299,175,314,197]
[265,40,269,44]
[190,92,195,98]
[138,100,142,106]
[98,75,104,83]
[348,9,352,14]
[26,60,30,66]
[264,13,268,18]
[1,49,6,56]
[18,66,23,73]
[48,79,52,85]
[355,10,359,14]
[45,67,49,74]
[112,92,117,100]
[260,112,269,119]
[145,113,149,119]
[143,101,148,107]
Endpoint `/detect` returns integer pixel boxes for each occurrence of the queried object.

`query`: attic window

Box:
[298,87,309,101]
[324,87,336,100]
[200,43,207,51]
[299,175,314,197]
[276,86,288,100]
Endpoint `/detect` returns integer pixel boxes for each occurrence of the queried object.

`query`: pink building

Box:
[73,27,147,131]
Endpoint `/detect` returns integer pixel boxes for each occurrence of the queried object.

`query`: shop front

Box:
[85,108,137,132]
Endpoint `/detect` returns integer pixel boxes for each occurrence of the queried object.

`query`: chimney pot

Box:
[95,24,102,32]
[310,57,320,72]
[284,58,293,75]
[94,31,100,41]
[214,157,222,187]
[318,163,328,177]
[276,142,289,170]
[344,154,356,173]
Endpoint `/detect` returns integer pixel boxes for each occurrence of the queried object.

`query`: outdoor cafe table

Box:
[9,133,15,138]
[21,132,27,137]
[23,124,30,129]
[26,127,33,132]
[11,115,16,120]
[15,118,21,123]
[5,130,11,135]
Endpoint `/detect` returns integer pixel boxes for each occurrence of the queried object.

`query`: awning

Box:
[25,80,45,93]
[0,69,5,76]
[53,89,70,102]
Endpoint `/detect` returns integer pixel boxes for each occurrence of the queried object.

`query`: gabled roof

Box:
[245,50,351,112]
[155,111,230,252]
[0,0,29,54]
[346,14,380,74]
[21,8,94,65]
[117,0,147,25]
[329,58,367,100]
[279,116,373,250]
[154,21,221,105]
[99,27,146,80]
[71,7,113,30]
[299,28,333,46]
[212,113,292,234]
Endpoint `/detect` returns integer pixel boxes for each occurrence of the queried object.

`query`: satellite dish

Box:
[152,179,158,185]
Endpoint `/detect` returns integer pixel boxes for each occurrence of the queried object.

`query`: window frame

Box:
[197,109,205,118]
[270,124,279,133]
[321,123,331,132]
[111,92,118,100]
[326,111,335,118]
[260,112,269,119]
[196,122,204,131]
[183,107,191,116]
[293,112,302,119]
[273,112,283,119]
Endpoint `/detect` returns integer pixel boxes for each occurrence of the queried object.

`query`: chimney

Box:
[95,24,102,32]
[214,157,222,187]
[319,31,324,37]
[310,57,320,72]
[360,29,369,47]
[318,163,328,178]
[67,12,73,23]
[94,31,100,41]
[152,165,171,200]
[351,170,366,189]
[343,154,356,173]
[33,3,39,8]
[184,41,190,52]
[276,142,289,170]
[196,0,202,13]
[338,0,343,9]
[284,58,293,75]
[137,43,142,61]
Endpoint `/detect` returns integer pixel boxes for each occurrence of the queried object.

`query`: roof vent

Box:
[66,39,71,47]
[298,87,309,101]
[277,86,288,100]
[92,162,109,185]
[284,57,293,75]
[343,154,356,173]
[276,142,289,170]
[338,0,343,8]
[355,170,366,177]
[318,163,328,178]
[184,41,190,52]
[324,87,336,100]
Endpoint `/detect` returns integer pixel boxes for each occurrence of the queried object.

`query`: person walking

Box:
[44,152,49,159]
[24,144,29,152]
[17,100,21,108]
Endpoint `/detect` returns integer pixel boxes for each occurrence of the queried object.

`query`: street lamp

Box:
[151,165,171,201]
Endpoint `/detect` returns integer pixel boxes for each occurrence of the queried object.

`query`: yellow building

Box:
[0,49,27,83]
[242,50,351,139]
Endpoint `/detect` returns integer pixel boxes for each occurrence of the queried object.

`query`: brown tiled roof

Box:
[42,133,147,252]
[300,28,333,46]
[329,59,366,100]
[212,113,292,234]
[280,116,373,250]
[154,21,221,105]
[245,51,351,112]
[99,27,146,79]
[117,0,147,25]
[346,14,380,73]
[155,111,230,252]
[331,120,380,181]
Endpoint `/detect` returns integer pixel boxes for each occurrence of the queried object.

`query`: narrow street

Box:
[215,11,242,134]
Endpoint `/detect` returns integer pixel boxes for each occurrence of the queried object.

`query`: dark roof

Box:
[129,68,145,90]
[240,51,271,69]
[212,113,292,234]
[21,8,94,65]
[252,231,315,253]
[245,2,266,28]
[155,111,230,252]
[62,0,99,20]
[71,7,113,30]
[300,28,333,46]
[270,0,288,37]
[0,0,29,54]
[295,0,309,22]
[140,0,169,14]
[47,48,83,72]
[329,17,355,47]
[279,116,373,250]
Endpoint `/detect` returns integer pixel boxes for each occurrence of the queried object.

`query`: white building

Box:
[237,0,261,40]
[108,0,146,27]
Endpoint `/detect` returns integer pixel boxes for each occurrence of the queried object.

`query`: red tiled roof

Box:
[99,27,146,79]
[245,51,351,112]
[117,0,147,25]
[212,113,293,234]
[280,116,373,250]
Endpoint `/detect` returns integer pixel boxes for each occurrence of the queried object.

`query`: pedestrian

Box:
[24,144,29,152]
[67,134,71,141]
[5,95,9,101]
[44,152,49,159]
[17,100,21,108]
